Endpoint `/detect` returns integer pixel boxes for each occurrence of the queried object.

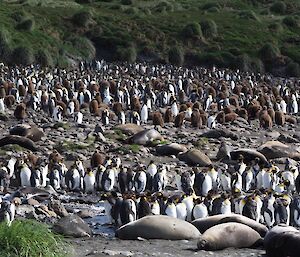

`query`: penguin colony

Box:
[0,61,300,254]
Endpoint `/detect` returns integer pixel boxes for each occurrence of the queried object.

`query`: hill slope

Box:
[0,0,300,76]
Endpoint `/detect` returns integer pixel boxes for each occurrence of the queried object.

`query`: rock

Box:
[127,129,164,145]
[156,143,187,156]
[35,205,58,218]
[27,198,40,206]
[77,209,94,219]
[114,123,143,135]
[178,148,212,166]
[278,134,300,144]
[230,149,269,165]
[53,214,92,237]
[48,199,69,217]
[200,129,239,140]
[16,204,35,218]
[102,250,133,256]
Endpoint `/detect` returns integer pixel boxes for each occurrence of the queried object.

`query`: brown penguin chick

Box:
[131,96,141,111]
[247,103,262,120]
[91,150,106,168]
[267,108,275,122]
[174,112,185,128]
[0,86,6,98]
[178,90,186,104]
[226,112,238,122]
[223,106,233,114]
[18,84,26,97]
[27,152,39,168]
[112,102,123,116]
[4,95,15,108]
[259,107,273,129]
[192,101,201,110]
[55,100,67,116]
[237,108,248,121]
[191,109,202,128]
[275,111,285,126]
[285,115,297,125]
[164,108,173,123]
[229,95,239,107]
[179,104,188,112]
[95,92,102,105]
[152,111,164,127]
[199,109,208,125]
[14,103,26,120]
[89,99,99,114]
[72,99,80,112]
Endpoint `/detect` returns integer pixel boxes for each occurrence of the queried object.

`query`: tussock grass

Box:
[0,220,68,257]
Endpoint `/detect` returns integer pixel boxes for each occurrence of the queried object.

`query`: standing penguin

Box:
[118,166,128,194]
[171,99,179,117]
[176,197,188,220]
[65,164,81,192]
[241,195,258,221]
[20,162,31,187]
[134,168,147,194]
[137,195,152,219]
[192,197,208,220]
[120,196,137,225]
[274,195,291,226]
[83,168,95,193]
[146,160,157,192]
[140,103,148,124]
[101,166,116,192]
[0,199,18,226]
[291,194,300,227]
[242,167,254,192]
[102,109,109,126]
[262,192,275,228]
[153,166,167,192]
[164,198,177,218]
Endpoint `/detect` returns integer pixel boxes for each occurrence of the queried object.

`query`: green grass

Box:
[0,0,299,73]
[0,220,68,257]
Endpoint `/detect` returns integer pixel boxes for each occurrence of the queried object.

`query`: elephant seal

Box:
[264,224,300,257]
[9,124,44,142]
[0,135,38,151]
[127,129,164,145]
[116,215,201,240]
[192,214,268,237]
[178,148,212,166]
[197,222,262,251]
[156,143,187,156]
[230,148,268,165]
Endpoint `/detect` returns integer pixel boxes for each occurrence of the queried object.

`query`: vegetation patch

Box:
[0,220,68,257]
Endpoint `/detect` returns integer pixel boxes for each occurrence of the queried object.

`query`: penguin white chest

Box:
[176,203,187,220]
[20,166,31,187]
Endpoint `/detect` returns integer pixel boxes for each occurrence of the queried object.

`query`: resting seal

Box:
[197,222,262,250]
[192,213,268,237]
[116,215,201,240]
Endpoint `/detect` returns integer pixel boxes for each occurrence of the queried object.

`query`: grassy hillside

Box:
[0,0,300,76]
